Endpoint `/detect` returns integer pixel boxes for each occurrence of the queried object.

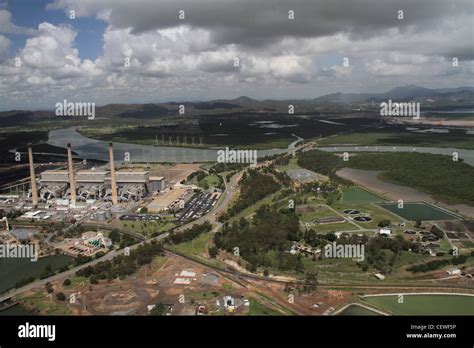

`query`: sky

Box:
[0,0,473,110]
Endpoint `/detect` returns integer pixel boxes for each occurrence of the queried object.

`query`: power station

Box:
[27,143,165,205]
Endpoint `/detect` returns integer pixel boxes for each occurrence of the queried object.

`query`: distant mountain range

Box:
[1,85,473,126]
[312,85,474,105]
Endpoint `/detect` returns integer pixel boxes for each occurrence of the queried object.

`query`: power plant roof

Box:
[149,176,164,181]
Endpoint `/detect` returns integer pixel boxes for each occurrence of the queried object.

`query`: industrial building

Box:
[58,231,112,257]
[27,143,165,205]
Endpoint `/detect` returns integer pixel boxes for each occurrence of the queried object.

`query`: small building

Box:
[447,268,461,276]
[149,176,166,192]
[379,228,391,236]
[374,273,385,280]
[10,228,35,242]
[223,296,236,312]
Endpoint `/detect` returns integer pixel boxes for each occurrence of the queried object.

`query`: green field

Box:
[198,174,221,189]
[16,291,71,315]
[363,294,474,315]
[167,231,212,256]
[113,220,176,236]
[248,297,281,316]
[332,202,402,229]
[298,204,342,223]
[341,187,386,204]
[377,202,460,221]
[338,305,381,316]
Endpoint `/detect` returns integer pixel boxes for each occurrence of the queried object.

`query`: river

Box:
[47,127,474,166]
[47,127,301,163]
[0,254,72,294]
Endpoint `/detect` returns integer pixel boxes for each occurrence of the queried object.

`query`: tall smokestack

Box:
[27,144,38,206]
[67,143,76,206]
[108,142,118,205]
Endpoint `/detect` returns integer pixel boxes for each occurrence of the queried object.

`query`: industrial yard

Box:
[0,141,227,299]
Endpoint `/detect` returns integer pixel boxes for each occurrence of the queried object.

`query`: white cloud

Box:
[0,9,36,35]
[0,34,9,60]
[0,1,473,109]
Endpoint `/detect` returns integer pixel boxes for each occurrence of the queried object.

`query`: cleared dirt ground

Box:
[150,163,201,185]
[18,251,358,316]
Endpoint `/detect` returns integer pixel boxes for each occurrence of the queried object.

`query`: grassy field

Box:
[151,256,167,271]
[229,190,283,223]
[276,157,301,172]
[301,248,435,282]
[341,187,386,204]
[112,220,176,236]
[363,294,474,315]
[167,231,213,256]
[66,276,89,287]
[302,255,362,275]
[248,297,282,315]
[198,174,221,188]
[377,202,460,221]
[184,290,220,303]
[17,291,71,315]
[298,204,343,223]
[331,202,402,229]
[295,202,360,232]
[311,221,359,233]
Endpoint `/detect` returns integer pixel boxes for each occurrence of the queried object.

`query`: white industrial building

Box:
[26,143,166,205]
[39,169,165,203]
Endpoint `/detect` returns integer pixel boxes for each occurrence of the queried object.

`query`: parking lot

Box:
[176,191,220,223]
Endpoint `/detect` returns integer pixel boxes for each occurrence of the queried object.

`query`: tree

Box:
[208,246,219,258]
[45,282,54,294]
[303,272,318,293]
[149,303,166,316]
[247,263,257,273]
[63,278,71,286]
[325,195,334,206]
[56,292,66,301]
[378,219,391,228]
[40,264,54,279]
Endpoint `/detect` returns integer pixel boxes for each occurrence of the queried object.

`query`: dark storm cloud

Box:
[52,0,473,46]
[441,46,474,62]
